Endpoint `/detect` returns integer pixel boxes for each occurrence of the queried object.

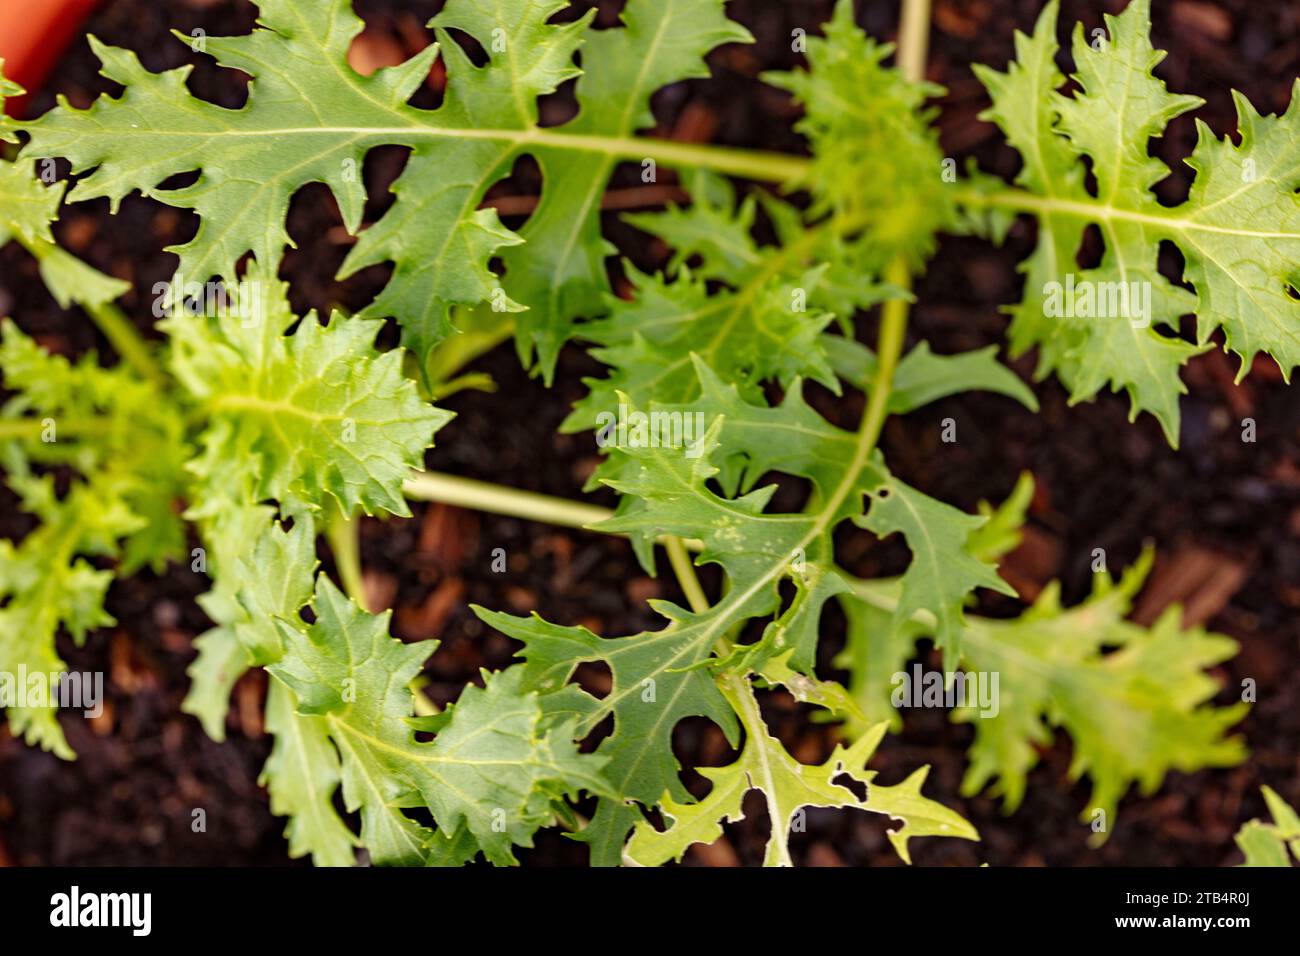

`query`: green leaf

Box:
[826,338,1039,414]
[270,576,609,866]
[0,155,130,309]
[160,263,454,856]
[0,505,115,758]
[966,471,1036,563]
[472,603,741,864]
[504,0,752,377]
[0,156,61,246]
[262,678,358,867]
[765,0,954,266]
[165,264,449,518]
[19,0,752,380]
[566,173,884,433]
[857,476,1016,660]
[838,465,1247,839]
[0,60,22,111]
[181,510,316,738]
[957,560,1246,836]
[479,379,1000,860]
[625,677,975,866]
[755,650,867,726]
[1,63,130,309]
[845,551,1246,840]
[183,513,357,863]
[182,625,248,744]
[832,596,923,736]
[973,0,1300,445]
[1236,787,1300,866]
[0,322,189,755]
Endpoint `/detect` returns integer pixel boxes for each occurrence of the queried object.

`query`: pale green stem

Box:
[848,0,932,457]
[17,235,166,389]
[430,372,496,401]
[403,471,614,530]
[83,299,167,390]
[632,138,811,185]
[857,256,913,457]
[897,0,934,82]
[324,504,366,607]
[403,469,704,552]
[664,535,710,615]
[409,676,441,717]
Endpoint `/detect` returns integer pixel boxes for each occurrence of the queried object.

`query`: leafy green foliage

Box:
[767,0,956,267]
[268,567,608,866]
[168,267,447,748]
[566,171,889,433]
[1,67,129,312]
[165,264,448,518]
[843,549,1246,838]
[0,0,1280,869]
[826,338,1039,415]
[480,379,1002,861]
[0,322,187,755]
[1236,787,1300,866]
[857,478,1014,658]
[624,676,975,866]
[13,0,751,381]
[972,0,1299,444]
[0,153,60,247]
[499,0,750,377]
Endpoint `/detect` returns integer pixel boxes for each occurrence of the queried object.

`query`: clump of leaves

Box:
[1235,788,1300,867]
[1,0,1285,866]
[971,0,1299,445]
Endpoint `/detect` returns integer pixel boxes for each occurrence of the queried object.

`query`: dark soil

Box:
[0,0,1297,867]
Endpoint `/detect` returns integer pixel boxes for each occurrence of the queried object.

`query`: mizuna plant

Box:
[1235,788,1300,867]
[0,0,1290,865]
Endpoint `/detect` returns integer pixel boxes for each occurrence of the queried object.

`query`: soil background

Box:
[1,0,1298,867]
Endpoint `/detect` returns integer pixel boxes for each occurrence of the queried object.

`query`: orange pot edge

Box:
[0,0,102,117]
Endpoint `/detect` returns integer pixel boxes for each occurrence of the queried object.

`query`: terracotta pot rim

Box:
[0,0,102,117]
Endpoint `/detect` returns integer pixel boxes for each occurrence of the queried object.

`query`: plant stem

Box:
[851,0,932,448]
[664,535,710,614]
[857,255,912,456]
[403,471,614,530]
[430,372,496,401]
[422,306,516,394]
[17,235,167,388]
[896,0,934,82]
[403,469,705,552]
[83,299,167,390]
[615,138,810,185]
[325,504,366,607]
